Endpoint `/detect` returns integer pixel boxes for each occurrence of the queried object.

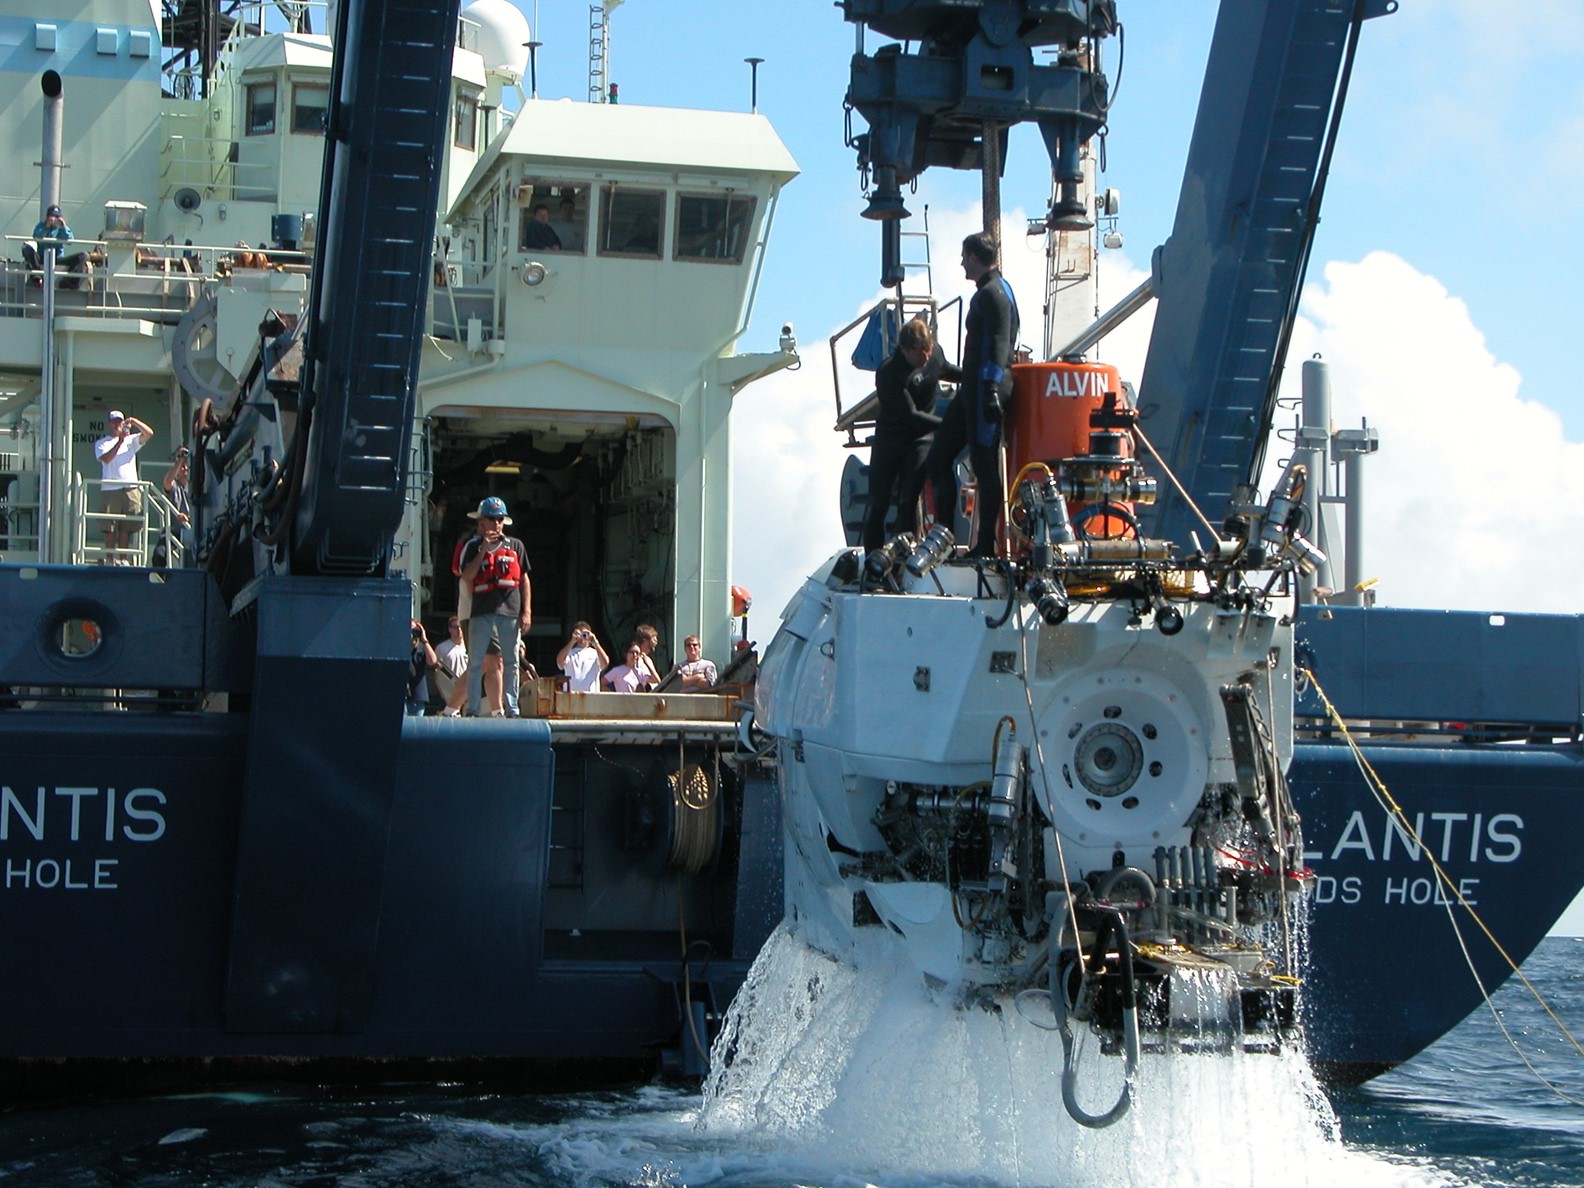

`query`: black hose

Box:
[1054,904,1138,1128]
[984,561,1018,629]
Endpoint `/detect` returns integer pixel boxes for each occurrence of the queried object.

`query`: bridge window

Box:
[454,90,479,151]
[517,179,586,254]
[291,83,328,134]
[245,82,276,135]
[597,186,663,259]
[674,192,756,264]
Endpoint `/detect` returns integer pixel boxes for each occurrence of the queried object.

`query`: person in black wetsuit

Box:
[925,231,1020,557]
[862,316,961,552]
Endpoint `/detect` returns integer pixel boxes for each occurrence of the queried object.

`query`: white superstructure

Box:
[0,0,798,668]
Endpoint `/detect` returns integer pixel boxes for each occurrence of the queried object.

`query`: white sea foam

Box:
[688,924,1462,1188]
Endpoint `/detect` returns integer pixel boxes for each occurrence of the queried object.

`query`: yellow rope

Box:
[1301,665,1584,1099]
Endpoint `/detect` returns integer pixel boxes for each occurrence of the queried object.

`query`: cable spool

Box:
[665,763,721,874]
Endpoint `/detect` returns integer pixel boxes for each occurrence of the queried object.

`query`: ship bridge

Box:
[410,97,800,670]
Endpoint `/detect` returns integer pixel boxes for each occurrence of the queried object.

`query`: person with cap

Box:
[24,205,89,287]
[93,410,155,561]
[456,495,532,716]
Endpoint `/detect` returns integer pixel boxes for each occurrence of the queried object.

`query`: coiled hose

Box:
[1053,904,1139,1128]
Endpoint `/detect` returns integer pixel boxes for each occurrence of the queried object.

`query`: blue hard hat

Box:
[471,495,511,523]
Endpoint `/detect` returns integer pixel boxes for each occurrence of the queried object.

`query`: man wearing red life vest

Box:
[456,496,533,717]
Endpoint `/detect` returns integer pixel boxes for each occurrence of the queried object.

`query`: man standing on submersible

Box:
[925,231,1019,558]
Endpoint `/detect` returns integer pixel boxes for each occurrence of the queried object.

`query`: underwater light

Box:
[1025,574,1070,626]
[905,523,955,578]
[864,533,915,584]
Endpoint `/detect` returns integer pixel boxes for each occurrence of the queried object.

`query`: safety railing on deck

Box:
[429,256,503,345]
[73,475,188,568]
[0,493,39,560]
[0,475,187,567]
[829,293,961,447]
[0,236,310,324]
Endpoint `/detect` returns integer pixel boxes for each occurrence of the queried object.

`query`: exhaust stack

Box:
[40,70,62,218]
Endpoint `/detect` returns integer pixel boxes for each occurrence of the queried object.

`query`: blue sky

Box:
[500,2,1584,929]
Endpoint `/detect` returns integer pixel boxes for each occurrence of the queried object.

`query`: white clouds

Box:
[732,234,1584,628]
[730,348,849,632]
[1286,250,1584,613]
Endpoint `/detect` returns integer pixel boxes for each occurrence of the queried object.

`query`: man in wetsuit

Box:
[925,231,1019,557]
[863,316,960,552]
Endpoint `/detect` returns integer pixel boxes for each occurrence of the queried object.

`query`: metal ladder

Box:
[588,4,610,103]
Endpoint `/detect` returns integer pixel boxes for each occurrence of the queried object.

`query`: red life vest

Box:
[470,542,524,594]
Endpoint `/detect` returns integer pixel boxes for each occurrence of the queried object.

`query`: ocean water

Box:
[1,936,1579,1187]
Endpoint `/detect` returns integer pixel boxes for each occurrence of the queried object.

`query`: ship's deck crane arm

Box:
[1134,0,1397,544]
[194,0,461,588]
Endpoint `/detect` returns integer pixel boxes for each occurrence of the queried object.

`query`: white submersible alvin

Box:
[753,372,1324,1126]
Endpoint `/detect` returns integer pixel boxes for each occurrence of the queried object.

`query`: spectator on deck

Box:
[634,623,664,687]
[94,410,154,560]
[435,615,469,716]
[24,205,89,287]
[407,619,437,716]
[153,446,191,568]
[603,642,653,692]
[558,622,608,693]
[671,635,718,690]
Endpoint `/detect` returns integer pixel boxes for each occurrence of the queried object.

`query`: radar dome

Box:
[462,0,531,80]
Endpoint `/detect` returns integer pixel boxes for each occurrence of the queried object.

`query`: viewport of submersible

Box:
[756,360,1327,1128]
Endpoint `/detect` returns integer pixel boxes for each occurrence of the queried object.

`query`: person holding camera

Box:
[557,621,608,693]
[406,619,437,716]
[153,446,192,568]
[456,496,532,717]
[94,410,155,561]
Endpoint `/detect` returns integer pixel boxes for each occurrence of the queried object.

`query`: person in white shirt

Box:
[557,621,608,693]
[435,615,469,716]
[93,410,154,560]
[603,642,653,692]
